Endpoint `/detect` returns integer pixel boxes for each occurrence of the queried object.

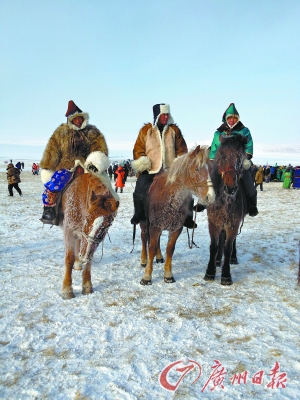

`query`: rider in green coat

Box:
[209,103,254,160]
[196,103,258,217]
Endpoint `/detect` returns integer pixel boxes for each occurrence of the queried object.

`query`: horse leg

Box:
[140,221,148,267]
[216,230,226,267]
[221,231,237,285]
[156,234,164,264]
[164,229,182,283]
[62,234,76,299]
[140,227,160,285]
[230,238,239,264]
[73,240,82,270]
[82,261,94,295]
[204,228,219,281]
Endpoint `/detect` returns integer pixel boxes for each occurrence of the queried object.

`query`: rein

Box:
[79,175,113,265]
[187,165,214,194]
[187,203,200,249]
[81,231,104,244]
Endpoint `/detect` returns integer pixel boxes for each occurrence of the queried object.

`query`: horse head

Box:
[79,175,119,266]
[215,135,248,196]
[167,145,215,205]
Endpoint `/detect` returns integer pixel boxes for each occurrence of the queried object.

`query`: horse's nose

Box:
[225,185,238,195]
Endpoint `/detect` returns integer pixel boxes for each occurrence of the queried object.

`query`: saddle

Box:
[43,165,85,226]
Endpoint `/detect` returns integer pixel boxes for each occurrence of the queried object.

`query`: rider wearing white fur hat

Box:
[131,103,196,228]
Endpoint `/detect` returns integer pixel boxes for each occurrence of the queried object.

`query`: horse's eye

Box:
[91,191,97,201]
[195,168,200,172]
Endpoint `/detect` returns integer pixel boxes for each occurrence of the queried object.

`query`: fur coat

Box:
[6,163,21,185]
[132,123,188,174]
[40,122,108,183]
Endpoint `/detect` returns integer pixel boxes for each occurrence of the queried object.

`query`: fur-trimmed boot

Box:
[130,193,146,224]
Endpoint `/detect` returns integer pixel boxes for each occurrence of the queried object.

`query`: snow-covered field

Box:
[0,161,300,399]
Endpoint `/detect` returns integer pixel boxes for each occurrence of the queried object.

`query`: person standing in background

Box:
[7,162,22,196]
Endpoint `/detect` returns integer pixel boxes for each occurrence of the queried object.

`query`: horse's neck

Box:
[169,179,190,201]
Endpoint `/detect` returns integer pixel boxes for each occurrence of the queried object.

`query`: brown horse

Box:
[59,172,119,299]
[140,145,215,285]
[204,134,248,285]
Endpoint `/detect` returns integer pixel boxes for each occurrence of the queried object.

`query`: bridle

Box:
[187,165,214,195]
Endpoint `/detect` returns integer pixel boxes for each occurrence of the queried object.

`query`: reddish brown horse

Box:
[140,145,215,285]
[59,172,119,299]
[204,134,248,285]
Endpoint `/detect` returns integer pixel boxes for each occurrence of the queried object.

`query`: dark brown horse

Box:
[140,145,215,285]
[59,172,119,299]
[204,134,248,285]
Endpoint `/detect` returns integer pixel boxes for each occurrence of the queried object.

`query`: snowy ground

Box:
[0,160,300,399]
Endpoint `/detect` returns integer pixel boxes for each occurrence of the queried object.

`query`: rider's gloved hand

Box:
[242,159,252,170]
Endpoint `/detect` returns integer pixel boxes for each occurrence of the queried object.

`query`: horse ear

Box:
[191,145,201,156]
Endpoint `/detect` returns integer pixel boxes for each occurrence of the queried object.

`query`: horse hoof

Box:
[82,287,94,295]
[230,258,239,265]
[156,258,164,263]
[203,273,215,281]
[140,278,152,285]
[62,291,75,300]
[221,277,233,285]
[164,276,176,283]
[140,263,146,268]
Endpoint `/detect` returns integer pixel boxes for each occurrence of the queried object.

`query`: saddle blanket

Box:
[42,169,73,206]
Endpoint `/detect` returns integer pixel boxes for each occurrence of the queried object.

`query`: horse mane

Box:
[167,145,209,184]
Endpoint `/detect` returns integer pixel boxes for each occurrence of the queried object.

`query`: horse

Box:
[204,134,248,285]
[140,145,215,285]
[58,171,119,299]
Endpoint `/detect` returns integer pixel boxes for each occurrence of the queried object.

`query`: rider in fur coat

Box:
[131,103,196,228]
[40,100,111,224]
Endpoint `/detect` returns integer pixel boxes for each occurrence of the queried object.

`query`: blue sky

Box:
[1,0,300,159]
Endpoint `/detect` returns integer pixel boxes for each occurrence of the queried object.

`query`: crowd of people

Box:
[251,163,300,190]
[107,160,133,193]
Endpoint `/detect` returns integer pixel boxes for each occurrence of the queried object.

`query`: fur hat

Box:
[222,103,240,125]
[153,103,174,126]
[65,100,82,117]
[65,100,89,131]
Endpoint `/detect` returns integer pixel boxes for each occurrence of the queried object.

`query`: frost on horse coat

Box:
[59,172,119,299]
[139,145,215,285]
[205,134,248,285]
